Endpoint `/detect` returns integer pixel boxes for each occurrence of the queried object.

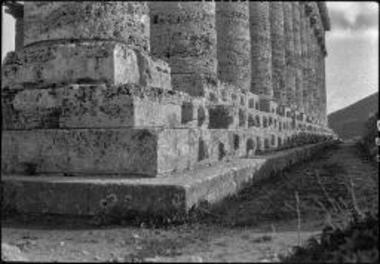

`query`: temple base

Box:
[2,141,333,220]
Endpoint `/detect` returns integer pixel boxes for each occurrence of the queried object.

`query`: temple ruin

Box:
[2,2,335,218]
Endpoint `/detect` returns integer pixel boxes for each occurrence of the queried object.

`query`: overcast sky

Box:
[1,2,378,114]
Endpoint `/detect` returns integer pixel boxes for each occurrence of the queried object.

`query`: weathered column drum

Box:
[150,2,217,96]
[24,2,150,51]
[249,2,273,99]
[215,2,251,93]
[269,2,286,105]
[283,2,296,109]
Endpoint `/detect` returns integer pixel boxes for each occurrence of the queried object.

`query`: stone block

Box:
[1,128,205,177]
[179,98,210,128]
[1,42,171,90]
[248,93,260,109]
[238,108,248,128]
[136,52,172,90]
[259,97,278,113]
[2,84,182,129]
[208,105,236,129]
[1,51,23,89]
[172,73,217,97]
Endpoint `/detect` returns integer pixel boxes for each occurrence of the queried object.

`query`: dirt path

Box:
[2,142,378,262]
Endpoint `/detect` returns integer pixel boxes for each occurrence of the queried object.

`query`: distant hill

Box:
[328,92,378,140]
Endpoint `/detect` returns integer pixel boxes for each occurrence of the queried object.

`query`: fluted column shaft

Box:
[15,18,24,51]
[319,47,327,125]
[315,10,327,126]
[310,2,325,124]
[310,29,320,122]
[321,47,327,125]
[300,3,309,116]
[216,2,251,93]
[292,2,304,113]
[249,2,273,99]
[321,31,328,125]
[304,2,314,120]
[303,2,317,122]
[283,2,296,108]
[150,2,217,96]
[269,2,286,105]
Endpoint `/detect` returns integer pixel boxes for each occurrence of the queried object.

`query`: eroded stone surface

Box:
[269,2,286,104]
[1,129,161,176]
[1,42,171,89]
[216,2,251,92]
[150,2,217,96]
[1,141,333,218]
[1,243,28,262]
[2,84,182,129]
[283,2,297,109]
[24,2,150,51]
[249,2,273,98]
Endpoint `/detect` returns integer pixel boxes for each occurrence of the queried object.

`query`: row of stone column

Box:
[5,2,328,124]
[149,2,328,121]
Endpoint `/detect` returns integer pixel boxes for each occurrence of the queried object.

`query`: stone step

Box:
[2,81,300,132]
[1,127,282,177]
[2,41,171,90]
[1,141,333,219]
[2,83,204,130]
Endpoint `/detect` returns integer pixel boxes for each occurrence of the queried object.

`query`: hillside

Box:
[328,92,378,139]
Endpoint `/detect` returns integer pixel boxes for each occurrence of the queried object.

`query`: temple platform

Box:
[2,141,332,220]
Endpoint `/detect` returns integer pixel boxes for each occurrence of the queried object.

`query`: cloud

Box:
[354,11,378,30]
[327,2,378,32]
[325,2,378,113]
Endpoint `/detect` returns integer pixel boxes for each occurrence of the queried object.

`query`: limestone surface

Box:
[249,2,273,98]
[150,2,217,96]
[269,2,286,104]
[216,2,251,92]
[24,2,150,51]
[1,42,171,89]
[1,1,334,219]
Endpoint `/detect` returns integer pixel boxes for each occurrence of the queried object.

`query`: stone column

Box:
[316,35,327,126]
[6,2,166,88]
[310,10,320,123]
[315,11,328,126]
[216,2,251,93]
[320,33,328,126]
[303,2,313,120]
[300,3,309,116]
[310,2,325,124]
[292,2,304,113]
[4,2,24,51]
[249,2,273,99]
[269,2,286,105]
[319,48,327,126]
[283,2,296,109]
[150,2,217,96]
[309,33,317,123]
[24,2,150,51]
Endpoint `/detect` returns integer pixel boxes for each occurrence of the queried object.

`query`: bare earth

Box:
[2,142,378,262]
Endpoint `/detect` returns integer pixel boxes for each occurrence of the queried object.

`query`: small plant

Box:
[357,112,378,163]
[280,211,379,263]
[295,191,301,246]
